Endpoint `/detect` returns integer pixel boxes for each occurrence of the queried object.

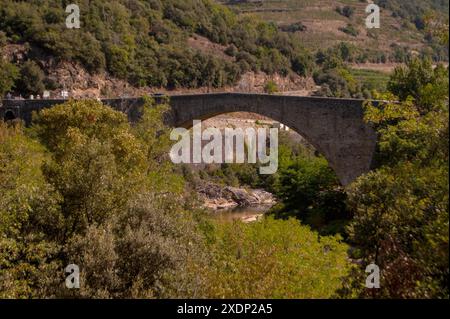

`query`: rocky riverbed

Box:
[197,182,276,211]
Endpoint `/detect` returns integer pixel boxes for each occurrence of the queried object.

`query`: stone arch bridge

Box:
[1,93,377,185]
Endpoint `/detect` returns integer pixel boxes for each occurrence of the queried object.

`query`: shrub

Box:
[339,24,359,37]
[16,61,45,96]
[0,31,7,46]
[264,80,279,94]
[336,6,355,18]
[190,217,351,299]
[1,99,204,298]
[280,22,307,32]
[0,58,19,97]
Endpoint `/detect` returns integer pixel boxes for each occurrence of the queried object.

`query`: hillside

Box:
[0,0,320,98]
[221,0,449,60]
[0,0,448,99]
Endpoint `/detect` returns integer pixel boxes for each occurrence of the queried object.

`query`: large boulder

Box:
[197,182,276,210]
[224,186,275,207]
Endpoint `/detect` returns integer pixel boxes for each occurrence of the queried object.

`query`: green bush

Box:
[186,217,351,299]
[280,22,307,33]
[264,80,279,94]
[0,58,19,97]
[388,58,449,113]
[339,24,359,37]
[0,31,7,46]
[16,61,45,96]
[0,98,355,299]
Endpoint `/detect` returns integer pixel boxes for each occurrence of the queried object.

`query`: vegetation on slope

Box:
[180,56,450,298]
[222,0,449,62]
[0,1,448,299]
[1,0,447,99]
[0,0,318,94]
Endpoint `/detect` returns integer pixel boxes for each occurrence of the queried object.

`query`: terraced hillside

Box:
[221,0,449,61]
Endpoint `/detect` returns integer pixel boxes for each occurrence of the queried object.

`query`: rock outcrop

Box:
[197,182,276,210]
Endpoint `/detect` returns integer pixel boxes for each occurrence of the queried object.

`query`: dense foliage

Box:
[0,56,18,96]
[0,0,318,91]
[187,217,349,299]
[184,132,349,236]
[268,142,349,236]
[0,0,448,300]
[0,99,200,298]
[193,58,450,298]
[0,98,351,298]
[342,58,449,298]
[0,0,447,99]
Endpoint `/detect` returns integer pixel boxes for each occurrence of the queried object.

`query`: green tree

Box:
[344,59,449,298]
[1,97,385,299]
[0,122,62,298]
[17,61,45,96]
[1,99,205,298]
[0,0,331,91]
[0,31,7,46]
[176,217,351,299]
[0,58,19,97]
[388,58,449,113]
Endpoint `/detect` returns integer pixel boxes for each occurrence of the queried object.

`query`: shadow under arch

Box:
[181,111,332,179]
[4,110,17,122]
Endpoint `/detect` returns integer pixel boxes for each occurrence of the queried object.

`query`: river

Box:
[211,204,274,223]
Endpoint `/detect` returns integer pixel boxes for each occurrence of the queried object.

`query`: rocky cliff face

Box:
[46,66,316,98]
[2,44,315,99]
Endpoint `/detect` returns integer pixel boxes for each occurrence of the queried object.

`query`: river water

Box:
[211,204,274,223]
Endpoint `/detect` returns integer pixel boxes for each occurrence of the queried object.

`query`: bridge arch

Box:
[4,110,17,122]
[194,111,331,161]
[168,93,377,186]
